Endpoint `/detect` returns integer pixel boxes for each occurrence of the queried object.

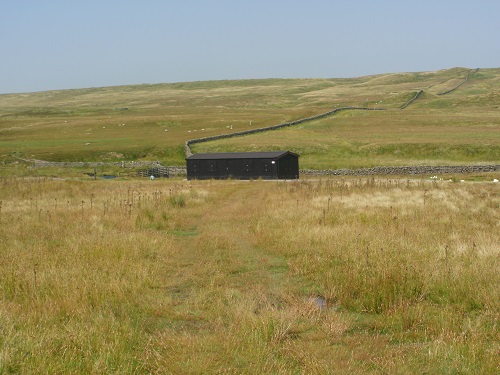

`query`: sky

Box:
[1,0,499,94]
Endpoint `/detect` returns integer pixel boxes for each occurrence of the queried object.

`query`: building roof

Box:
[186,151,298,160]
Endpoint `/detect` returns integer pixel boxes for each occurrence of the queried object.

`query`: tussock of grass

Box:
[0,176,498,373]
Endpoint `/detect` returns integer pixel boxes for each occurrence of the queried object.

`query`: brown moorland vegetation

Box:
[0,176,498,373]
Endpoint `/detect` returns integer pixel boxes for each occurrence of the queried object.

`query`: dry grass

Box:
[1,176,498,373]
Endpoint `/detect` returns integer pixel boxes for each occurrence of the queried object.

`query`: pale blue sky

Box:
[1,0,499,94]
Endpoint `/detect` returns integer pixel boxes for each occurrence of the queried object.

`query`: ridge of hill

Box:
[1,67,499,169]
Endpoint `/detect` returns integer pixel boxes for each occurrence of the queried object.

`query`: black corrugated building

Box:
[186,151,299,180]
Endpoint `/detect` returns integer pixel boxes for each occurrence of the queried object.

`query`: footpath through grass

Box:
[0,176,498,373]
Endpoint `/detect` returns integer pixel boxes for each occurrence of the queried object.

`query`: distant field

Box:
[0,67,499,169]
[193,107,500,169]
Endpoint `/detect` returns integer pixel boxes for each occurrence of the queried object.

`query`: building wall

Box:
[277,154,299,179]
[187,156,302,180]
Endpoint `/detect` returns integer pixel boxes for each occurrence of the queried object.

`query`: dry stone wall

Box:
[29,159,187,176]
[400,90,424,109]
[185,106,386,156]
[31,160,162,168]
[26,158,498,178]
[301,164,500,177]
[438,68,478,96]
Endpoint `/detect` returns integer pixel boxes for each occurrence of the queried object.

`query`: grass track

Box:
[0,177,498,373]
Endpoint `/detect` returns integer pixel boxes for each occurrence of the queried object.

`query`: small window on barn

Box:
[263,163,270,172]
[192,161,199,173]
[208,161,216,172]
[243,159,252,172]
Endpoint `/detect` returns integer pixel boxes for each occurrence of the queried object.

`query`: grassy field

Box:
[1,67,499,168]
[0,68,499,373]
[0,176,498,373]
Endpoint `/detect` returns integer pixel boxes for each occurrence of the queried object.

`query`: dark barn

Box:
[186,151,299,180]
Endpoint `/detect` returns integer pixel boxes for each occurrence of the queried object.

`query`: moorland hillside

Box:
[1,67,498,169]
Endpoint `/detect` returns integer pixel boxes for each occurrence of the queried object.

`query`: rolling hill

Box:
[1,67,498,169]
